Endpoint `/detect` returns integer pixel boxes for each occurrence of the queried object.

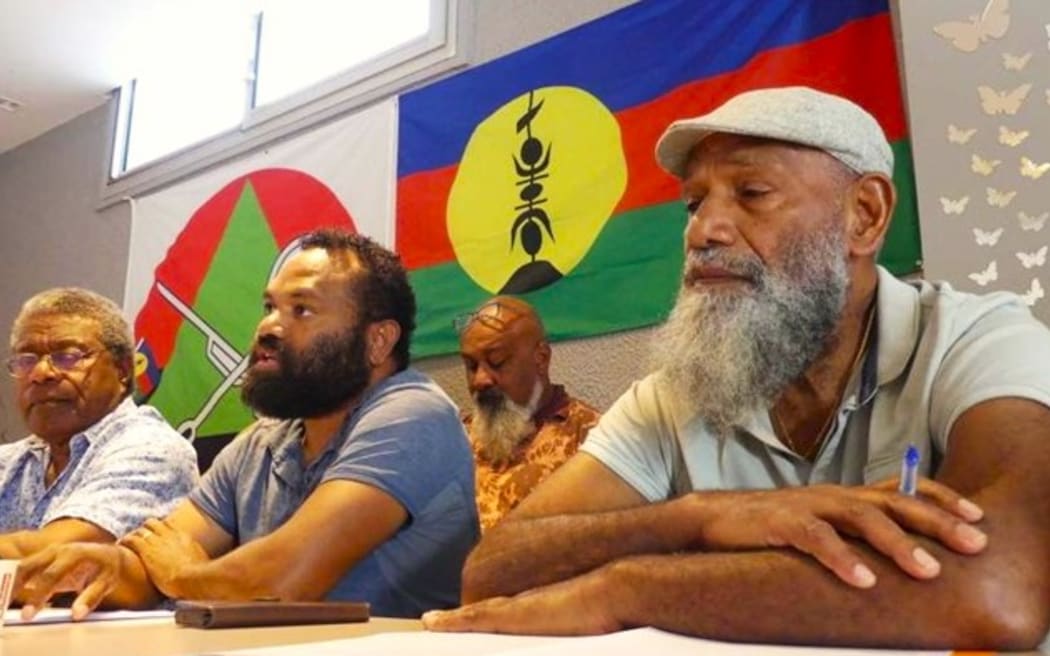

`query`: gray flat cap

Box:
[654,86,894,179]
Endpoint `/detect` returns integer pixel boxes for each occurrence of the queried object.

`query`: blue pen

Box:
[898,444,920,495]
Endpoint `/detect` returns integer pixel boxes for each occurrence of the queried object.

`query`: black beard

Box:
[241,325,370,419]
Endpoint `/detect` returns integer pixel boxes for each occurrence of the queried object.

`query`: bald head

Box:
[458,296,551,410]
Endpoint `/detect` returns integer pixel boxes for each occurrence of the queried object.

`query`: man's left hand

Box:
[121,518,209,598]
[423,570,621,635]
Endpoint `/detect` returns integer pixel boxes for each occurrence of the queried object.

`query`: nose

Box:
[25,356,60,384]
[469,366,496,393]
[684,197,737,251]
[255,310,284,342]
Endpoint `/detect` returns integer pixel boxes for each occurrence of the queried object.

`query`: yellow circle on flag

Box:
[448,86,627,294]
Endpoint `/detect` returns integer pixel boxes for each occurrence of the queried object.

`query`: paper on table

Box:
[3,608,174,626]
[194,627,952,656]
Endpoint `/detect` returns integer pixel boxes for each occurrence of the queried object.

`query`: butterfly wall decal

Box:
[933,0,1010,52]
[971,154,1001,176]
[1020,278,1044,306]
[977,83,1032,115]
[998,126,1029,147]
[1017,246,1048,269]
[947,124,977,144]
[969,261,998,286]
[986,187,1018,208]
[1020,157,1050,180]
[974,227,1003,246]
[1018,211,1049,232]
[1001,52,1032,70]
[940,195,970,215]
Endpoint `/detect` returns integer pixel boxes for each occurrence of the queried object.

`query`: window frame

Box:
[99,0,473,209]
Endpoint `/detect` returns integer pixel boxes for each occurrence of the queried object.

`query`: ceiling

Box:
[0,0,248,155]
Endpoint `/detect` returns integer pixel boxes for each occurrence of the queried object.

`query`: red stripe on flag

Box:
[615,14,905,215]
[251,169,357,246]
[397,165,458,269]
[396,13,904,271]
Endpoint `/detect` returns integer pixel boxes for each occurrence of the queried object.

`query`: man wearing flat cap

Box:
[424,87,1050,650]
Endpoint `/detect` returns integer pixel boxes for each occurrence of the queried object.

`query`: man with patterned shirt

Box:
[458,297,599,531]
[1,288,198,558]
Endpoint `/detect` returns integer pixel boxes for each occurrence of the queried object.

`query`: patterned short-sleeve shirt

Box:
[0,397,199,538]
[465,385,600,531]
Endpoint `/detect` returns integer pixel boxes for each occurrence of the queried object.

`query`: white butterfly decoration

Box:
[973,227,1003,246]
[998,125,1029,147]
[947,124,977,144]
[933,0,1010,52]
[1020,157,1050,180]
[969,261,998,286]
[986,187,1017,208]
[1018,211,1049,232]
[940,196,970,215]
[977,83,1032,115]
[971,154,1001,176]
[1001,52,1032,70]
[1017,246,1048,269]
[1020,278,1044,306]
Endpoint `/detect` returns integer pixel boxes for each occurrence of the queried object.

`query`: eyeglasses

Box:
[453,302,513,334]
[6,349,97,378]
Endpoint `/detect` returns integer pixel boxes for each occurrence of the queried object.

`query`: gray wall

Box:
[896,0,1050,320]
[0,0,643,441]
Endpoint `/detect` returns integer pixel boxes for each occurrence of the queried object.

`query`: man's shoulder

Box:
[92,401,195,456]
[360,368,460,422]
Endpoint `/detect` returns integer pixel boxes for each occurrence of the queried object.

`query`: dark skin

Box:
[1,314,131,559]
[459,296,553,412]
[423,135,1050,648]
[14,249,409,619]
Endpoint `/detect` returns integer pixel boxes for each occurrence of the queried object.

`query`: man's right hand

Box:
[16,542,128,620]
[686,477,987,588]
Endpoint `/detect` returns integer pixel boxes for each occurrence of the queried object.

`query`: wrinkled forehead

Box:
[12,313,102,350]
[269,248,363,296]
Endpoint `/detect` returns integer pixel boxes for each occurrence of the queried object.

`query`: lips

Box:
[684,266,753,287]
[249,348,280,372]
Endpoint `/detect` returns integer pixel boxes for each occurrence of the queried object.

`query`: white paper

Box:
[195,627,951,656]
[3,608,173,626]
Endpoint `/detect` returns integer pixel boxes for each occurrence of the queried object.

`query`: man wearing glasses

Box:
[457,297,599,531]
[1,288,198,558]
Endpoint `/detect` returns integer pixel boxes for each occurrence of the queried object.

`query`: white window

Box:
[105,0,467,201]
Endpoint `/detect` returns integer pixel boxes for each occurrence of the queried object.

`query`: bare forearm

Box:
[604,541,1048,650]
[102,547,163,610]
[464,495,699,602]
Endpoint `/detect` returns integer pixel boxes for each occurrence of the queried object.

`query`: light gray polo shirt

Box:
[582,266,1050,496]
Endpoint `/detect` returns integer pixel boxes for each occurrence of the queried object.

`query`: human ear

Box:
[844,173,896,257]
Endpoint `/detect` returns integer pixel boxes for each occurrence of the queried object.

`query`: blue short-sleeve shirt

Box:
[189,368,479,618]
[0,398,200,538]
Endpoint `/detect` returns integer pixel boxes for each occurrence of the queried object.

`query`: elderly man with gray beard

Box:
[424,87,1050,651]
[458,296,599,531]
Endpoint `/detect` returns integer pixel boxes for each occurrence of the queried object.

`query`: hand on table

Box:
[691,477,987,588]
[120,518,209,599]
[424,570,619,636]
[16,542,126,620]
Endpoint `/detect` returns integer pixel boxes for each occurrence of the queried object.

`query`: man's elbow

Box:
[956,576,1049,649]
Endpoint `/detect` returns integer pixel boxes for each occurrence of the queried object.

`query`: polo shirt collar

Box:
[873,265,921,389]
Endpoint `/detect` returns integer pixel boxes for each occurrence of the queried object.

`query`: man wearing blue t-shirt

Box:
[16,229,479,619]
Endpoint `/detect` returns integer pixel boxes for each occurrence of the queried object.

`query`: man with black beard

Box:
[424,87,1050,650]
[15,229,479,619]
[457,296,599,530]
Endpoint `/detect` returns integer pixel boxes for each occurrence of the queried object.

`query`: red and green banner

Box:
[397,0,921,357]
[125,102,395,448]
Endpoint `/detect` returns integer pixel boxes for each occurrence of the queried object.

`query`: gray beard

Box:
[471,382,542,464]
[650,227,849,434]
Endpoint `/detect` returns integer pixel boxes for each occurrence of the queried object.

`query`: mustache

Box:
[682,249,766,286]
[473,387,506,409]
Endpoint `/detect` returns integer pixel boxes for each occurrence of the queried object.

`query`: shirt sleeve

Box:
[320,385,474,520]
[188,424,260,539]
[929,297,1050,452]
[579,374,679,502]
[45,421,199,538]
